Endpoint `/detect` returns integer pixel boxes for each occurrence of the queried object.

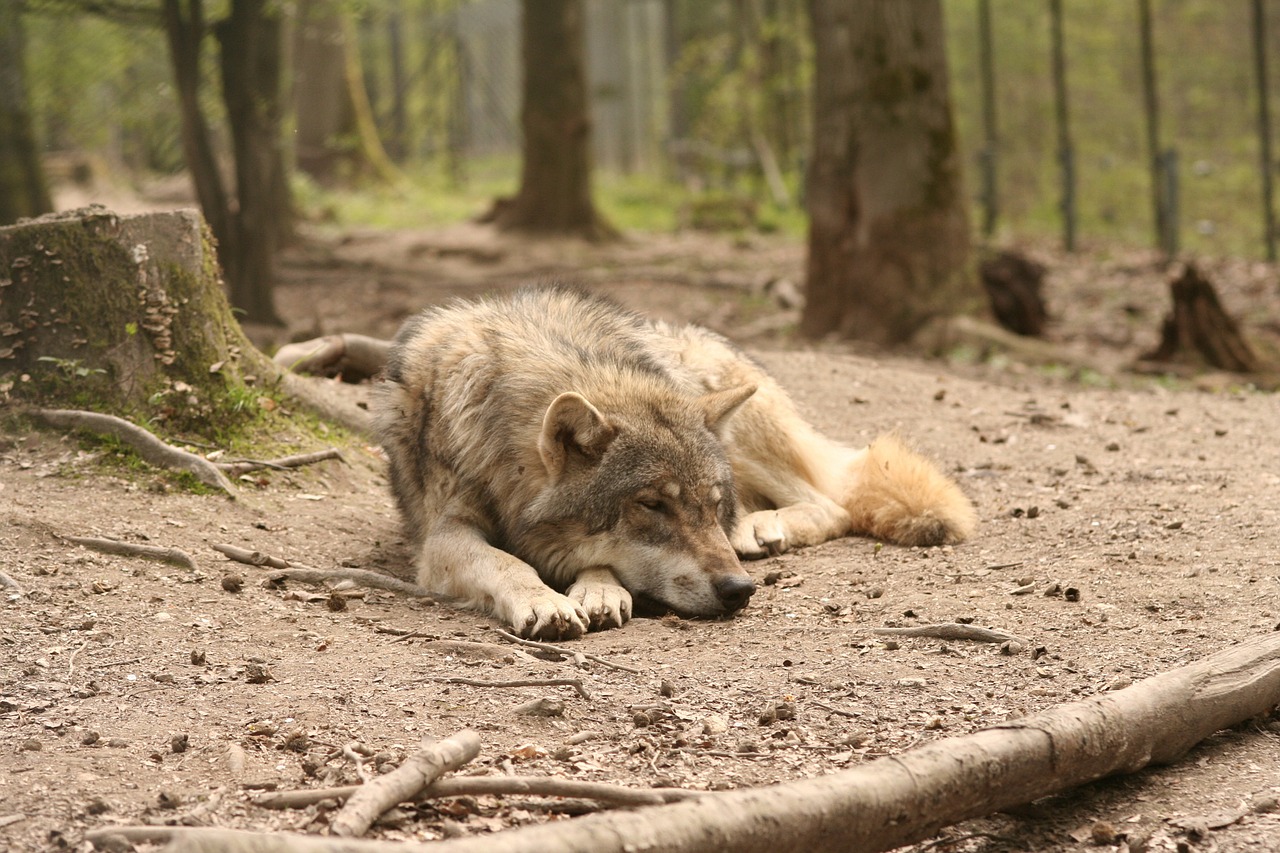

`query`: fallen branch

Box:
[31,408,235,495]
[330,730,481,838]
[218,448,344,478]
[411,632,1280,853]
[253,775,704,810]
[494,627,644,674]
[211,543,434,599]
[63,535,196,570]
[434,676,592,700]
[870,623,1020,644]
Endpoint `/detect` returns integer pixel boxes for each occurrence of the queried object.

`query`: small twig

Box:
[30,408,235,495]
[331,730,481,838]
[218,448,344,478]
[211,542,290,569]
[64,535,197,570]
[984,562,1024,571]
[870,623,1021,644]
[434,676,592,700]
[67,641,89,680]
[0,571,24,597]
[494,627,644,674]
[254,775,705,810]
[810,700,859,719]
[343,743,374,783]
[211,543,434,598]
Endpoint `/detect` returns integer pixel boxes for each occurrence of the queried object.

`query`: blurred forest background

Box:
[5,0,1280,350]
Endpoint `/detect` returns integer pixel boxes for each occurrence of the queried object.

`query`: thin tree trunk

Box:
[0,0,53,224]
[492,0,615,239]
[161,0,238,285]
[802,0,977,345]
[216,0,286,325]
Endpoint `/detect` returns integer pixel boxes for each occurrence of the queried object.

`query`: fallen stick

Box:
[64,535,197,570]
[330,730,481,838]
[0,571,24,596]
[253,775,704,810]
[409,631,1280,853]
[493,627,644,674]
[870,623,1020,644]
[273,334,392,381]
[30,408,235,496]
[211,544,434,598]
[434,676,593,700]
[218,448,344,478]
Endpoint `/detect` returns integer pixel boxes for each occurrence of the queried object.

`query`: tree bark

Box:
[802,0,978,345]
[0,1,54,225]
[491,0,615,240]
[216,0,288,326]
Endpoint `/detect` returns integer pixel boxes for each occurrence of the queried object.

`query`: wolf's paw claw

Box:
[732,511,789,559]
[567,579,632,631]
[516,594,589,640]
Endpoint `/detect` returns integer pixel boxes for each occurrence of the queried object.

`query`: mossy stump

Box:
[0,205,278,439]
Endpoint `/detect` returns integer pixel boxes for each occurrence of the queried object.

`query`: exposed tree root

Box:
[272,334,392,382]
[64,535,197,570]
[211,543,434,599]
[31,408,235,495]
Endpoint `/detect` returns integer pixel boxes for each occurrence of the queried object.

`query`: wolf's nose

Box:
[714,575,756,612]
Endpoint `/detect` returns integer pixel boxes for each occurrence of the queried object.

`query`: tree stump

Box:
[979,250,1047,337]
[0,205,277,436]
[1143,263,1260,373]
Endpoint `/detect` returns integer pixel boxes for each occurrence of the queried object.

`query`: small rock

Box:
[1000,640,1024,656]
[19,738,41,752]
[91,834,135,853]
[221,574,243,593]
[763,571,782,585]
[85,797,111,816]
[244,663,272,684]
[1105,441,1120,452]
[515,697,565,717]
[659,679,675,698]
[735,740,759,754]
[701,715,729,736]
[633,710,652,727]
[156,790,182,810]
[1064,587,1081,602]
[82,730,101,746]
[171,734,189,753]
[326,592,347,612]
[283,730,310,752]
[190,649,206,666]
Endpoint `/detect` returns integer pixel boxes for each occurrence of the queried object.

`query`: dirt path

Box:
[2,226,1279,852]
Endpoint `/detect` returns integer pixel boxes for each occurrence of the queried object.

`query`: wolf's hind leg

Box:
[566,567,633,630]
[418,519,589,640]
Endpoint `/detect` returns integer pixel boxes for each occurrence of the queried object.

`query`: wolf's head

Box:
[518,383,758,617]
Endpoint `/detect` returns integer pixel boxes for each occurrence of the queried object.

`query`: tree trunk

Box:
[0,1,53,225]
[802,0,977,345]
[492,0,615,240]
[216,0,288,326]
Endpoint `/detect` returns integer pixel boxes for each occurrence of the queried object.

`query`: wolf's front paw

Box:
[566,574,632,631]
[513,592,589,641]
[732,511,789,559]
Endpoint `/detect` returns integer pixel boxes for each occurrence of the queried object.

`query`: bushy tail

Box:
[842,434,976,546]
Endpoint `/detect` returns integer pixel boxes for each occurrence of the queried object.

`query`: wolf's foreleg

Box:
[565,566,632,630]
[418,520,590,640]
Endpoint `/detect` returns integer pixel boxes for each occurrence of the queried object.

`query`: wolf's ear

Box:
[699,383,757,436]
[539,392,617,479]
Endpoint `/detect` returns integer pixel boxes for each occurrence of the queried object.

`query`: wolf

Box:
[373,286,975,640]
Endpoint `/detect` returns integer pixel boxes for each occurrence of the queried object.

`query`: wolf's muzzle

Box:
[714,575,756,613]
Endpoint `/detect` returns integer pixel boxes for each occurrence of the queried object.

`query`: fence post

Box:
[978,0,999,238]
[1159,148,1180,256]
[1049,0,1076,252]
[1252,0,1277,261]
[1138,0,1166,256]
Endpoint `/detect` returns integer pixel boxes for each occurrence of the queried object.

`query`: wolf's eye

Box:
[638,498,668,514]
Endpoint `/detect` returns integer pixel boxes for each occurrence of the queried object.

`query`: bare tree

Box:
[489,0,614,240]
[802,0,978,345]
[0,1,53,224]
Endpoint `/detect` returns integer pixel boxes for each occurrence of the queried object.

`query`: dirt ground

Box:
[3,219,1280,853]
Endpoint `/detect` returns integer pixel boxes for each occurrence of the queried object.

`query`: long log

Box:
[143,632,1280,853]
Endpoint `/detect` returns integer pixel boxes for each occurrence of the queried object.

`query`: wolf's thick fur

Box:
[374,287,975,639]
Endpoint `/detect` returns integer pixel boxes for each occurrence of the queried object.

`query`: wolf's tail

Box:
[840,434,976,547]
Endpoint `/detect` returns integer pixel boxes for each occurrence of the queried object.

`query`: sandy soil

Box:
[2,223,1279,853]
